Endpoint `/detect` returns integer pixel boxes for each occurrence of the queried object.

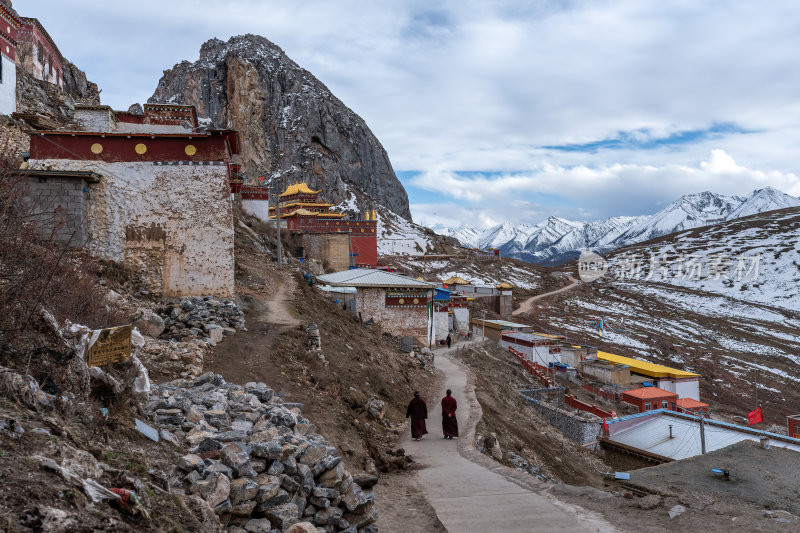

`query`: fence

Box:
[564,395,614,419]
[510,347,554,388]
[510,346,614,420]
[582,384,622,402]
[520,388,601,445]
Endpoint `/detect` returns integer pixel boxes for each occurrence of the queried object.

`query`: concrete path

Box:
[513,274,580,316]
[404,344,615,532]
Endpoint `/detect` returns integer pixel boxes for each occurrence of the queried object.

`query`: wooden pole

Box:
[276,184,282,269]
[699,411,707,454]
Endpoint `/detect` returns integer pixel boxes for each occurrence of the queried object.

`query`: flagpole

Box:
[754,368,758,411]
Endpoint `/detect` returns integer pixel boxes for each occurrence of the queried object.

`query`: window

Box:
[662,400,669,409]
[644,402,652,411]
[37,43,43,64]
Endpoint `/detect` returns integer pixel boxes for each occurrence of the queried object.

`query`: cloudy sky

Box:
[25,0,800,228]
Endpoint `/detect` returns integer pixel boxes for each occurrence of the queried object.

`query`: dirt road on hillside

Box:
[204,268,300,384]
[513,274,580,316]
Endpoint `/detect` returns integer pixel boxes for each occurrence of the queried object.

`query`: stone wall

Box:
[29,159,235,297]
[301,233,350,272]
[491,292,513,320]
[356,287,430,342]
[24,173,91,244]
[521,390,601,445]
[73,107,116,132]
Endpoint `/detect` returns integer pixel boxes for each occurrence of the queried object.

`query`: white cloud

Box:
[409,150,800,227]
[20,0,800,225]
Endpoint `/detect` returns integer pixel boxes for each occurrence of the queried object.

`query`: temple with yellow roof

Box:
[269,181,378,268]
[269,181,347,220]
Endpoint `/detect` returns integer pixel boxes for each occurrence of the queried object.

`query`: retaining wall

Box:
[522,391,601,445]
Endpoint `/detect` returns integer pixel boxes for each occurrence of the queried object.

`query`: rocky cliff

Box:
[1,64,100,156]
[149,35,412,220]
[16,62,100,123]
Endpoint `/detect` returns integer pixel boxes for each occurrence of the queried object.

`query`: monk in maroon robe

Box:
[441,389,458,439]
[406,391,428,440]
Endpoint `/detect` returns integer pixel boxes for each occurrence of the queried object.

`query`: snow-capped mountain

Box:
[727,186,800,220]
[604,206,800,310]
[433,187,800,264]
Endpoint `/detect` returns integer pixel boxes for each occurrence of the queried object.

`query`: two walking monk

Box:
[406,389,458,440]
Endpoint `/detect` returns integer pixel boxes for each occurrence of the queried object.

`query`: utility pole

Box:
[275,183,282,270]
[699,411,707,454]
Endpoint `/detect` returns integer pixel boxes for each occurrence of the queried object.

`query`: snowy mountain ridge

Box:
[431,187,800,264]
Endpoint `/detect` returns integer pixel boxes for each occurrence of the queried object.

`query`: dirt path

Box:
[404,344,615,532]
[204,268,300,384]
[513,274,580,316]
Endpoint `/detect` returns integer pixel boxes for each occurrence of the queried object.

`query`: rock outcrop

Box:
[149,34,411,221]
[61,61,102,105]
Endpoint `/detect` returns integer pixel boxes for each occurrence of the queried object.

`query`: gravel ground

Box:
[630,439,800,515]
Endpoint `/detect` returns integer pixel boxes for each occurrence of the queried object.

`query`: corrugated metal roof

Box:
[597,351,699,379]
[530,332,565,339]
[501,332,550,342]
[473,319,531,329]
[607,410,800,460]
[317,285,357,294]
[317,269,437,288]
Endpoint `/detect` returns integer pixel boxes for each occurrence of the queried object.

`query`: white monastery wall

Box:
[29,159,235,297]
[0,55,16,115]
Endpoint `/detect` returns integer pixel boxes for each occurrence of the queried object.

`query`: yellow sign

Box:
[87,325,132,367]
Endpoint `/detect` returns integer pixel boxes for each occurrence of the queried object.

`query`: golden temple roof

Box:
[496,282,514,289]
[279,181,321,197]
[442,276,469,285]
[275,201,334,209]
[270,208,346,219]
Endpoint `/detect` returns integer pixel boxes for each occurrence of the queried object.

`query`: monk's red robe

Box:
[406,397,428,438]
[441,394,459,437]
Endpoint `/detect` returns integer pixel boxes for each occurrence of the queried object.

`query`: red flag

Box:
[602,418,609,433]
[747,406,763,425]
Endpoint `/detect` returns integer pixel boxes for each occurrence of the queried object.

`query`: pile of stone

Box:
[146,372,377,533]
[160,296,246,344]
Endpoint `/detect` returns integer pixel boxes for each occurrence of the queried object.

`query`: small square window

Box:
[644,402,652,411]
[662,400,669,409]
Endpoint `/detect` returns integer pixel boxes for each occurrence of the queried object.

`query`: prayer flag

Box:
[747,406,763,425]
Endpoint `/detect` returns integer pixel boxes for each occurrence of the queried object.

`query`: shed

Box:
[597,351,700,401]
[788,415,800,439]
[621,387,678,413]
[317,269,436,344]
[580,359,631,387]
[472,319,532,341]
[675,398,710,415]
[501,332,557,366]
